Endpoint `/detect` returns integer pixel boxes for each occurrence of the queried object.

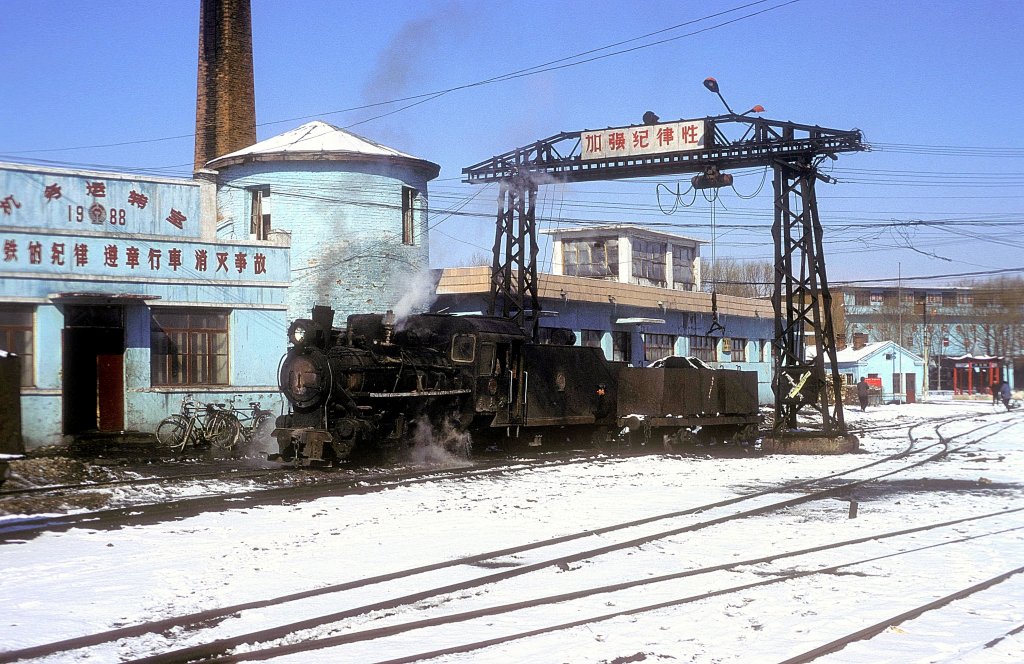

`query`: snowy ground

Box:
[1,400,1022,663]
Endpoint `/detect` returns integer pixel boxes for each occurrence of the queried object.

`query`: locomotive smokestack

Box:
[194,0,257,172]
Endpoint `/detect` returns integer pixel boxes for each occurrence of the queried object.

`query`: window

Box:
[854,291,870,306]
[689,335,717,362]
[869,292,883,305]
[563,239,618,279]
[632,239,666,286]
[611,331,631,363]
[581,329,603,349]
[957,292,973,306]
[0,306,33,387]
[672,245,695,289]
[402,186,418,245]
[248,186,271,240]
[643,333,676,363]
[926,293,942,305]
[730,338,747,362]
[151,310,229,385]
[451,334,476,363]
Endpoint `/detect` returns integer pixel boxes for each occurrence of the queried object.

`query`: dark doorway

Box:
[63,305,125,433]
[906,373,916,404]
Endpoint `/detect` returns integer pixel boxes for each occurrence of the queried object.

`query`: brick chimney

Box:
[852,332,868,350]
[194,0,256,172]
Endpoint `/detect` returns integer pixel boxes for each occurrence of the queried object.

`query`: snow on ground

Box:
[1,400,1022,663]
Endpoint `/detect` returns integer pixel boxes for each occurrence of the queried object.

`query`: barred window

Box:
[0,306,33,387]
[689,335,717,362]
[643,333,676,363]
[151,309,229,385]
[854,291,870,306]
[730,338,747,362]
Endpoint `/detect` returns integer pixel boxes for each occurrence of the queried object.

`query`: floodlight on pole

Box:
[703,77,735,114]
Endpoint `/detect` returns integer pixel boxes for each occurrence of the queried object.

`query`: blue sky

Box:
[2,0,1022,285]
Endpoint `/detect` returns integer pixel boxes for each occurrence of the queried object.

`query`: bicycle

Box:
[156,394,242,454]
[222,395,275,453]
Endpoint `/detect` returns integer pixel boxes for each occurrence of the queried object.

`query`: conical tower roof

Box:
[205,120,440,178]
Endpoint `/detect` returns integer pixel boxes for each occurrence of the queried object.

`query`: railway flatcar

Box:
[272,305,760,465]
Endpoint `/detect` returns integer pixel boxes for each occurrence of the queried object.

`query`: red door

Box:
[96,354,125,431]
[906,373,916,404]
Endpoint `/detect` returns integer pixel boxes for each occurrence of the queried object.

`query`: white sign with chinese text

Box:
[580,120,706,161]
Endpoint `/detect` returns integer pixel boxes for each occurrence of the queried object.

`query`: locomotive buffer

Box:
[463,87,865,441]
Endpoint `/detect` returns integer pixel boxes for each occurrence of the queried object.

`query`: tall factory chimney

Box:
[194,0,257,172]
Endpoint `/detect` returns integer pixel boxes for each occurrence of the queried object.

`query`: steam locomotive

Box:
[272,305,761,465]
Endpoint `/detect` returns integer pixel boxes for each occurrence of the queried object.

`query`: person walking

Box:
[857,377,870,412]
[992,380,1000,405]
[1000,381,1012,410]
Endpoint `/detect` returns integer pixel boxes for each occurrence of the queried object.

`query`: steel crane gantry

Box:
[463,112,865,437]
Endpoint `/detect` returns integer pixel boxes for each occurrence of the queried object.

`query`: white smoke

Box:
[409,415,473,466]
[392,269,439,328]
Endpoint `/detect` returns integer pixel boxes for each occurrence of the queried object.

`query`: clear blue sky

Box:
[2,0,1022,286]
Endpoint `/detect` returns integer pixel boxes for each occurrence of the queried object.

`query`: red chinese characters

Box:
[128,190,149,209]
[166,209,186,229]
[126,246,140,269]
[73,243,88,267]
[86,181,106,198]
[1,195,21,215]
[44,184,62,201]
[2,236,272,277]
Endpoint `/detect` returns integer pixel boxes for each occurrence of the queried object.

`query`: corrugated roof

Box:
[205,120,439,175]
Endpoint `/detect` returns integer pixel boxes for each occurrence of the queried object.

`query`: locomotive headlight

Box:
[288,319,314,347]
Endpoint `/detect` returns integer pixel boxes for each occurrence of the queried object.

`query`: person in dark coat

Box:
[1000,381,1012,410]
[857,377,870,411]
[992,381,1000,405]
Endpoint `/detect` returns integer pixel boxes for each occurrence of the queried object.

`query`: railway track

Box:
[5,408,1018,663]
[0,449,668,541]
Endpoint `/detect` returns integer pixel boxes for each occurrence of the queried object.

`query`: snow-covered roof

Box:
[834,340,921,364]
[205,120,440,177]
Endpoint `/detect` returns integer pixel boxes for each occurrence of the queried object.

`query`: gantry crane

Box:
[463,92,864,437]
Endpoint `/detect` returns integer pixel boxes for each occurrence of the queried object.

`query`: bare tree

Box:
[701,258,773,298]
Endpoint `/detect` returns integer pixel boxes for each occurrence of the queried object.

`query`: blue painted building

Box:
[0,162,289,449]
[207,121,440,322]
[833,340,924,403]
[435,263,776,405]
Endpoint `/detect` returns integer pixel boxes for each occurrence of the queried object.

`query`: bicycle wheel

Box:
[156,415,193,452]
[207,411,242,451]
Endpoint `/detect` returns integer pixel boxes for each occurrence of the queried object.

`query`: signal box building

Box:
[0,162,289,449]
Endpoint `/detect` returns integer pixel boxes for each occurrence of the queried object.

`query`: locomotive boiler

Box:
[272,305,760,465]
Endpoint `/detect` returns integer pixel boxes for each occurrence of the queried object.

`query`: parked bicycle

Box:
[223,395,275,451]
[156,394,241,454]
